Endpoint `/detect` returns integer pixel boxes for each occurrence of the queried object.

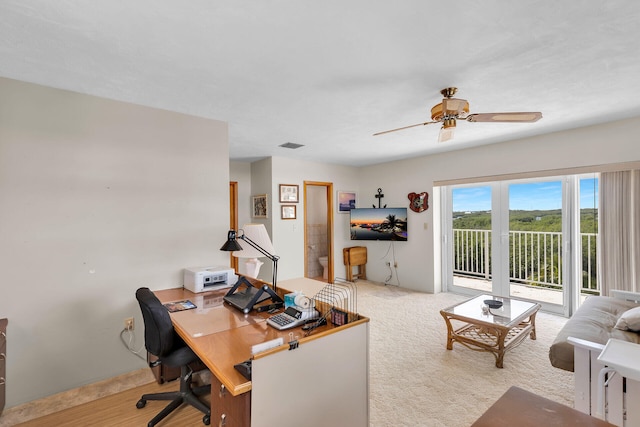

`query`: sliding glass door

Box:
[506,180,566,308]
[447,184,493,295]
[442,174,598,316]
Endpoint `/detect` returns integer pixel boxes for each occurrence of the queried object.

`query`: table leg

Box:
[440,312,454,350]
[529,312,537,340]
[494,329,506,368]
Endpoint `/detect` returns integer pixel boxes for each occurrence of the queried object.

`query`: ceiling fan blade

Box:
[373,121,438,136]
[466,112,542,123]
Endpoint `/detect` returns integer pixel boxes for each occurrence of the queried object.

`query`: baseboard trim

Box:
[0,368,155,426]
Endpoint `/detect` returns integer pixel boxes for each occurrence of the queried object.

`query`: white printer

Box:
[183,266,238,293]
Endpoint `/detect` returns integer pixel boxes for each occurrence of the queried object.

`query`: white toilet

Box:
[318,256,328,280]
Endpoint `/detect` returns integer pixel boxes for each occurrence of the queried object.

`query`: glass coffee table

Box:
[440,294,541,368]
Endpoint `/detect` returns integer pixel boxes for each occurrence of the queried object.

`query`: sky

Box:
[350,207,407,223]
[452,178,598,211]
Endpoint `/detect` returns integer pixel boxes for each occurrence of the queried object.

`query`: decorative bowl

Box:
[484,299,503,309]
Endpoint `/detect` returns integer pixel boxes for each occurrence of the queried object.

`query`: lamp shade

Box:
[220,230,243,251]
[233,224,275,259]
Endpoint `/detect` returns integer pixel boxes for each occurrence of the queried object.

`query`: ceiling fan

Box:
[373,87,542,142]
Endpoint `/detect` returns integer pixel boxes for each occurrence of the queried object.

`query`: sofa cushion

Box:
[549,296,640,372]
[615,306,640,331]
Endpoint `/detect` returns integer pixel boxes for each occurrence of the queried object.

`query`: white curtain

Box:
[598,170,640,295]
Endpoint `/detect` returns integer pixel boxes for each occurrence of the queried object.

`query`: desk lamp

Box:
[229,224,276,280]
[220,225,283,313]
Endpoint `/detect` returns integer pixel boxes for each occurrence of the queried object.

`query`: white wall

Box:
[0,77,230,407]
[359,116,640,293]
[270,157,361,281]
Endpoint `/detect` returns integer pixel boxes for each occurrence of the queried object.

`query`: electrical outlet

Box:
[124,317,134,331]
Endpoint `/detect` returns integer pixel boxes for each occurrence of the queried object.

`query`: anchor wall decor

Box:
[373,188,386,209]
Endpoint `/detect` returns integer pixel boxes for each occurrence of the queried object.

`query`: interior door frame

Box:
[303,181,334,282]
[229,181,238,272]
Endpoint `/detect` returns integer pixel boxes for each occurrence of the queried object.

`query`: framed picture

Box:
[338,191,357,213]
[281,205,296,220]
[279,184,299,203]
[252,194,268,218]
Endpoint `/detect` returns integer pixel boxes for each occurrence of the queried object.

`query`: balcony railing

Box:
[453,229,599,295]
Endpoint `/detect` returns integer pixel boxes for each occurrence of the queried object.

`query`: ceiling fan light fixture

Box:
[442,117,456,129]
[438,125,455,143]
[438,117,456,143]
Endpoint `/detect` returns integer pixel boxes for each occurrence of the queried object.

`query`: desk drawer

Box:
[211,374,250,427]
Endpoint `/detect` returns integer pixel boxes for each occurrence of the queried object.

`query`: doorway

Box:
[303,181,334,282]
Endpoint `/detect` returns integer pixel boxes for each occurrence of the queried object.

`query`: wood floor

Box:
[14,382,212,427]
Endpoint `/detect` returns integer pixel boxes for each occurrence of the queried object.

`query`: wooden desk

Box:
[471,386,615,427]
[154,277,369,427]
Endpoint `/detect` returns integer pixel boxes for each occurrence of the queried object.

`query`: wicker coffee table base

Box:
[440,312,538,368]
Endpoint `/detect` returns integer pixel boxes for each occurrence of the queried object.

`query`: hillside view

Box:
[453,208,598,233]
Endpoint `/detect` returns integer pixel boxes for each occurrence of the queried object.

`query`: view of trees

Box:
[453,209,598,293]
[453,209,598,233]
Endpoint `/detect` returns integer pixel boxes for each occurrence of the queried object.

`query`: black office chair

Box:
[135,287,211,426]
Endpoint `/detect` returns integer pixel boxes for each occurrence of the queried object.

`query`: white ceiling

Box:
[2,1,640,166]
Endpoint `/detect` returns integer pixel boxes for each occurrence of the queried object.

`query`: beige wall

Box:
[0,77,230,407]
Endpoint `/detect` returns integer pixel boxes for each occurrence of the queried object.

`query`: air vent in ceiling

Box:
[279,142,304,149]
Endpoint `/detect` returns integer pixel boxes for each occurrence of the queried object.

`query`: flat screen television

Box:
[350,207,408,241]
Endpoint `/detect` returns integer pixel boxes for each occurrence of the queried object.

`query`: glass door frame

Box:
[441,176,582,317]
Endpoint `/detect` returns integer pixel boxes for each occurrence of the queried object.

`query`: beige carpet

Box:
[357,280,574,427]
